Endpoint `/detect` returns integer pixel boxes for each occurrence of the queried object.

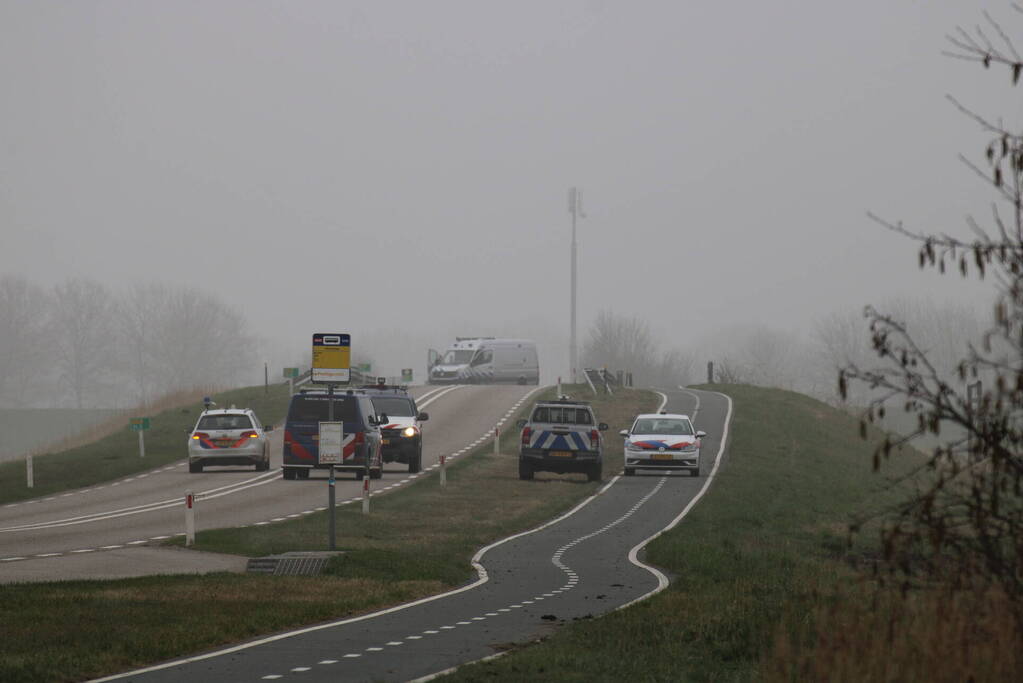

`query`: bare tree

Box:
[841,10,1023,624]
[115,283,170,408]
[0,276,51,407]
[51,278,117,409]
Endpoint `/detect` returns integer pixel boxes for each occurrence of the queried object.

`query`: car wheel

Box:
[189,461,203,473]
[587,463,602,482]
[370,468,382,480]
[297,468,309,479]
[690,467,700,477]
[624,467,635,477]
[518,461,534,481]
[408,448,421,474]
[355,469,365,481]
[283,467,296,480]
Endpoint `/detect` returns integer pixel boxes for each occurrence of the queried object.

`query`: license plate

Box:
[381,439,390,445]
[549,451,572,458]
[652,453,674,461]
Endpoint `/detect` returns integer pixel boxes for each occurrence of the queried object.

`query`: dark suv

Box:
[517,398,609,482]
[359,385,429,473]
[282,390,384,480]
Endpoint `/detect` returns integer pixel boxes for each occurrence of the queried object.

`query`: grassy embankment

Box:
[440,384,959,682]
[0,384,654,682]
[0,384,292,506]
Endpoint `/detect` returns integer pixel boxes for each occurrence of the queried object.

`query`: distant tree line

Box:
[0,275,256,409]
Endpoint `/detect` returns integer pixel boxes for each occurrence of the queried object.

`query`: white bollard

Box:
[362,477,370,514]
[494,427,500,455]
[440,454,447,487]
[185,491,195,546]
[26,454,33,489]
[138,430,146,458]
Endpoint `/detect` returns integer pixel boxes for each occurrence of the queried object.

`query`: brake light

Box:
[521,426,531,446]
[589,430,599,449]
[241,431,258,439]
[192,432,209,440]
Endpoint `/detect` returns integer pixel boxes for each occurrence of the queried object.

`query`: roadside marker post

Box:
[26,455,33,489]
[494,427,500,455]
[185,491,195,546]
[440,454,447,487]
[362,477,370,514]
[557,376,562,397]
[313,332,351,551]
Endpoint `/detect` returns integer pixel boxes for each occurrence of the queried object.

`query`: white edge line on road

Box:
[89,383,547,683]
[618,388,732,611]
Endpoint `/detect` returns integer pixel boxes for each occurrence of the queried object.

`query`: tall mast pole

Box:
[569,187,579,384]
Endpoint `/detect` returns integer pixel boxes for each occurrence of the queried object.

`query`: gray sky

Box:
[0,1,1010,380]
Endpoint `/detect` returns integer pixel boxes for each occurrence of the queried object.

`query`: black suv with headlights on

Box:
[360,384,429,473]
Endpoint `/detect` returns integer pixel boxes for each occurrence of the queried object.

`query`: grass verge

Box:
[439,384,926,682]
[0,384,291,506]
[0,384,657,683]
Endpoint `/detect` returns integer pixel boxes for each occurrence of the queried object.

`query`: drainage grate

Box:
[246,551,344,576]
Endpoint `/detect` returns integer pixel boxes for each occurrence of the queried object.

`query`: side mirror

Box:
[696,430,707,439]
[618,429,629,437]
[377,414,389,425]
[367,416,377,426]
[516,419,527,428]
[598,423,609,431]
[418,412,429,421]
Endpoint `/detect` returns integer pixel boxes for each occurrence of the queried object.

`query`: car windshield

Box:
[532,406,593,425]
[287,397,359,423]
[197,414,253,431]
[371,397,415,417]
[441,350,474,365]
[632,418,693,435]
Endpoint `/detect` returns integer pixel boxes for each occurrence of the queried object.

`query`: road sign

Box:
[129,417,151,431]
[356,362,372,373]
[312,333,351,383]
[318,422,343,465]
[282,367,300,379]
[402,368,413,382]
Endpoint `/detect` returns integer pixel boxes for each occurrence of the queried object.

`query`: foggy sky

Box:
[0,1,1010,381]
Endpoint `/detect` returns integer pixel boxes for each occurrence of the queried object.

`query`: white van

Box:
[429,338,539,385]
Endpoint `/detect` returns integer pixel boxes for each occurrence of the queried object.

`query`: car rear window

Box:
[287,397,359,423]
[532,406,593,425]
[197,414,254,430]
[370,397,415,417]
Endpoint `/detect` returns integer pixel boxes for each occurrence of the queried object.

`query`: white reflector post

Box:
[362,477,370,514]
[494,427,500,455]
[440,454,447,487]
[26,454,33,489]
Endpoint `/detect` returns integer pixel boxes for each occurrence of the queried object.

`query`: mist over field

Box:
[1,1,1010,406]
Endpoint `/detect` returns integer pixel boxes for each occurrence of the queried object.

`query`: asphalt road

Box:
[0,384,538,582]
[95,387,732,683]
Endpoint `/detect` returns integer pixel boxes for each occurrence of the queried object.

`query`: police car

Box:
[188,406,272,472]
[620,412,707,476]
[517,398,608,482]
[359,383,428,473]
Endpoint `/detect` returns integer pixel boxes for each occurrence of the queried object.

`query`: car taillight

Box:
[589,430,599,449]
[241,430,258,439]
[521,426,531,446]
[192,432,209,440]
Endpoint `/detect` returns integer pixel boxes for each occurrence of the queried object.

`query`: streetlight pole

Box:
[569,187,584,384]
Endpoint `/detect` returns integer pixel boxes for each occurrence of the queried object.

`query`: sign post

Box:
[313,332,350,550]
[283,367,299,395]
[185,491,196,546]
[129,417,151,458]
[401,368,413,383]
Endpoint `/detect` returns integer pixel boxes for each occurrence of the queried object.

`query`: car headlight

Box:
[681,443,697,452]
[403,426,418,437]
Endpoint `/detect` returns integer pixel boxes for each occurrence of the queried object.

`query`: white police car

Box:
[620,412,706,477]
[188,406,272,472]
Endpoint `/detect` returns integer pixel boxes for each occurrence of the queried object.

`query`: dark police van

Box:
[282,389,384,480]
